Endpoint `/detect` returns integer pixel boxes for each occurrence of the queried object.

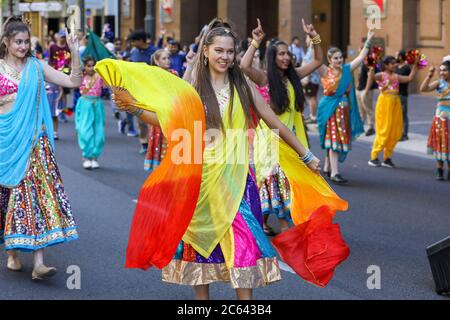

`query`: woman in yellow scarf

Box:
[97,19,348,299]
[240,19,323,235]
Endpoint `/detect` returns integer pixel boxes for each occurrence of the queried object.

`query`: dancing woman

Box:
[0,17,81,280]
[420,60,450,180]
[96,19,348,299]
[240,19,323,234]
[367,56,418,168]
[317,30,374,184]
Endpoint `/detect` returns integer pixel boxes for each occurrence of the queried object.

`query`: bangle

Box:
[251,40,260,49]
[364,40,372,49]
[129,106,143,118]
[300,150,315,165]
[311,34,322,45]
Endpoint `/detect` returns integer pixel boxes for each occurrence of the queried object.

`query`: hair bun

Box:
[208,18,232,31]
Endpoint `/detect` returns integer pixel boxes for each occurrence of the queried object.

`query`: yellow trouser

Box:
[371,93,403,160]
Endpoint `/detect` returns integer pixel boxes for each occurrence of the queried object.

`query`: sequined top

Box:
[377,72,400,94]
[0,59,20,107]
[80,74,104,97]
[437,79,450,103]
[321,67,351,97]
[215,85,231,118]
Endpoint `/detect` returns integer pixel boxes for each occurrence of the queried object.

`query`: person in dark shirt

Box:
[395,50,411,141]
[357,61,380,136]
[168,40,186,77]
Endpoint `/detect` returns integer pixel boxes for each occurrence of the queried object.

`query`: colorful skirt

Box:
[259,165,292,221]
[427,106,450,162]
[162,168,282,288]
[0,133,78,252]
[324,102,351,153]
[144,126,168,172]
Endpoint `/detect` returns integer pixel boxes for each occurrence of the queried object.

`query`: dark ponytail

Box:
[0,16,32,59]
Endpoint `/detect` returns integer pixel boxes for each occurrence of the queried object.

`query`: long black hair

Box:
[266,40,305,115]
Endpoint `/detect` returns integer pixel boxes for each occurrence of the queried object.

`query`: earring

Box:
[204,56,208,66]
[230,62,235,68]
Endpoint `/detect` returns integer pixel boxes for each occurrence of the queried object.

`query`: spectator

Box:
[168,40,186,76]
[395,50,411,141]
[289,36,303,67]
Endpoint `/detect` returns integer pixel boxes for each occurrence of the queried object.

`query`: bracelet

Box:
[300,150,315,165]
[129,106,143,117]
[364,39,373,49]
[251,40,260,49]
[310,34,322,45]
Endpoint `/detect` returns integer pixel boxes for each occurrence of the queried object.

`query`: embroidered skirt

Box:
[324,102,351,153]
[144,126,168,172]
[162,168,282,288]
[0,133,78,251]
[427,106,450,162]
[259,165,291,221]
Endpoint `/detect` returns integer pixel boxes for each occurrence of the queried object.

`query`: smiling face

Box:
[329,51,344,69]
[155,51,171,70]
[204,35,235,74]
[274,44,291,71]
[385,61,398,73]
[440,64,450,81]
[4,32,31,59]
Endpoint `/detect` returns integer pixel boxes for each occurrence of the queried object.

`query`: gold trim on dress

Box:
[162,257,282,289]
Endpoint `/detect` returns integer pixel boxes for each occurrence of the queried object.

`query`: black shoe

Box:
[323,170,331,178]
[400,135,409,142]
[330,174,348,185]
[382,158,396,168]
[436,168,444,181]
[365,128,375,136]
[368,158,381,167]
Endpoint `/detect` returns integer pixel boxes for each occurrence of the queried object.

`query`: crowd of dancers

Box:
[1,15,449,300]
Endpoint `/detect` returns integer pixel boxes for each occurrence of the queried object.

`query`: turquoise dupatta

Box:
[0,57,54,187]
[317,64,363,162]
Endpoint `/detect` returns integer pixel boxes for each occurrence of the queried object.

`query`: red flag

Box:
[373,0,384,13]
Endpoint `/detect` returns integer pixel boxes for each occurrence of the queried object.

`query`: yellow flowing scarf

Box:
[184,88,249,267]
[255,81,348,225]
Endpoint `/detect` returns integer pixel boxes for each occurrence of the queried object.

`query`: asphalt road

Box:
[1,95,449,300]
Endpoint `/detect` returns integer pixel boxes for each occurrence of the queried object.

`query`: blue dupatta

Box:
[317,64,363,162]
[0,57,54,187]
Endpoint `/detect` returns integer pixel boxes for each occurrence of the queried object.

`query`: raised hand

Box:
[367,28,375,41]
[252,18,266,45]
[302,19,317,38]
[65,28,79,53]
[428,66,436,77]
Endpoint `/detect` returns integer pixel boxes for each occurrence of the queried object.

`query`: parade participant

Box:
[240,19,323,235]
[317,31,372,185]
[0,17,81,280]
[367,56,418,168]
[49,29,72,129]
[396,50,412,141]
[143,49,174,172]
[75,56,105,170]
[420,60,450,180]
[302,35,322,124]
[97,18,348,300]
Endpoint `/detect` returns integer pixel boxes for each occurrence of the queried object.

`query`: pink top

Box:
[80,74,104,97]
[377,72,399,94]
[0,74,18,97]
[256,84,270,104]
